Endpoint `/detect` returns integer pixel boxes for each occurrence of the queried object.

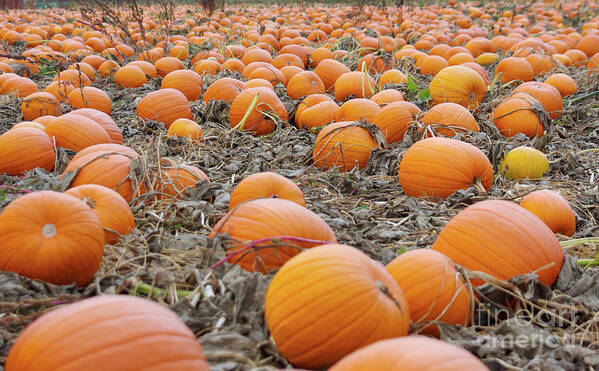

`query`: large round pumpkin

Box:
[520,190,576,237]
[0,191,104,286]
[429,66,486,109]
[209,198,336,273]
[265,244,410,369]
[0,127,56,175]
[5,295,210,371]
[67,86,113,115]
[136,88,193,128]
[45,113,112,152]
[65,184,135,244]
[431,200,564,286]
[386,249,471,334]
[67,108,123,144]
[329,336,488,371]
[372,102,416,144]
[229,172,305,210]
[312,122,378,171]
[398,137,493,198]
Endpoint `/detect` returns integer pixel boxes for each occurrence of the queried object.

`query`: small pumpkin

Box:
[513,81,563,119]
[203,77,247,102]
[544,73,577,97]
[334,98,380,123]
[398,137,493,198]
[372,102,415,144]
[44,81,75,103]
[156,165,209,200]
[0,190,104,286]
[136,88,193,128]
[54,69,92,88]
[0,127,56,175]
[265,244,410,369]
[499,146,549,180]
[21,92,61,121]
[161,69,204,102]
[494,57,534,85]
[370,89,405,107]
[334,71,376,101]
[431,200,564,286]
[313,122,379,171]
[492,92,544,138]
[65,184,135,244]
[229,172,305,210]
[297,100,339,131]
[166,118,203,140]
[5,295,210,371]
[210,198,337,273]
[286,71,325,99]
[421,102,478,137]
[114,65,148,88]
[429,66,486,109]
[67,86,112,115]
[378,69,408,89]
[154,56,185,77]
[313,58,350,91]
[520,190,576,237]
[1,76,39,97]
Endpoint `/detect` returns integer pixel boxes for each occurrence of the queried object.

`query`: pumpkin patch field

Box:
[1,0,599,369]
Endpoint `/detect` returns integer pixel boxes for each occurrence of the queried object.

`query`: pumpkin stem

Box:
[42,223,57,238]
[576,258,599,267]
[231,91,260,132]
[82,196,96,209]
[560,237,599,249]
[487,71,501,92]
[472,179,487,195]
[376,280,405,314]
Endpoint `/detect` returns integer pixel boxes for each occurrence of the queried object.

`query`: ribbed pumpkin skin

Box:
[313,58,351,91]
[334,71,376,101]
[21,92,61,121]
[265,244,410,369]
[0,191,104,287]
[1,76,40,97]
[421,102,479,137]
[513,82,563,119]
[334,98,380,123]
[399,137,493,198]
[431,200,564,286]
[295,94,332,123]
[114,65,148,88]
[499,146,549,180]
[492,93,544,138]
[429,66,486,109]
[229,172,305,210]
[287,71,325,99]
[68,108,123,144]
[63,144,142,203]
[544,73,577,97]
[386,249,471,333]
[520,190,576,237]
[154,56,185,77]
[44,81,75,103]
[370,89,405,107]
[297,100,339,130]
[67,87,113,115]
[166,118,203,140]
[229,87,288,136]
[45,114,112,152]
[329,336,488,371]
[0,128,55,175]
[495,57,534,84]
[313,122,377,171]
[161,70,204,101]
[5,295,210,371]
[156,166,209,200]
[65,184,135,244]
[372,102,415,144]
[210,198,337,273]
[203,77,247,102]
[136,88,193,128]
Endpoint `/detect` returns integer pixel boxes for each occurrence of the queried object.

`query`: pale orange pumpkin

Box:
[520,190,576,237]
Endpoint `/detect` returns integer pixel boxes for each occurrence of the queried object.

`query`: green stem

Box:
[231,92,260,132]
[133,283,196,299]
[568,90,599,105]
[560,237,599,249]
[576,259,599,267]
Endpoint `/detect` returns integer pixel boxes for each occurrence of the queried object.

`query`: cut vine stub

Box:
[42,223,57,238]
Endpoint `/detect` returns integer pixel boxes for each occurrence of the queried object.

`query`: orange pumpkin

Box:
[65,184,135,244]
[67,108,123,144]
[286,71,325,99]
[297,100,339,131]
[229,87,288,135]
[329,336,488,371]
[67,86,112,114]
[335,71,376,101]
[370,89,405,107]
[313,122,379,171]
[1,76,39,97]
[265,244,410,369]
[203,77,247,102]
[136,88,193,128]
[97,59,120,77]
[421,102,479,137]
[544,73,577,97]
[21,92,61,121]
[154,56,185,77]
[127,60,158,78]
[229,172,305,210]
[248,65,286,87]
[419,55,449,76]
[398,137,493,198]
[0,191,104,286]
[156,165,209,200]
[378,69,408,89]
[513,81,563,119]
[161,69,204,101]
[429,66,486,109]
[386,249,471,334]
[54,69,92,88]
[520,190,576,237]
[45,114,111,152]
[492,92,544,138]
[335,98,380,123]
[44,81,75,103]
[210,198,337,273]
[372,102,416,144]
[5,295,210,371]
[166,118,203,140]
[0,127,56,175]
[114,65,148,88]
[494,57,534,85]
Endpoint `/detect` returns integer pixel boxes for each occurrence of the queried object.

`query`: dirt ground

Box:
[0,40,598,370]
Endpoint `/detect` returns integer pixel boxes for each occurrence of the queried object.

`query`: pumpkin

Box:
[295,94,332,123]
[67,108,123,144]
[265,244,410,369]
[5,295,210,371]
[329,336,488,371]
[492,92,544,138]
[475,52,499,65]
[286,71,325,99]
[280,65,303,82]
[21,92,61,120]
[97,59,120,77]
[544,73,577,97]
[229,87,288,135]
[11,121,45,131]
[513,82,563,119]
[370,89,405,107]
[499,146,549,180]
[398,137,493,198]
[127,60,158,78]
[429,66,486,109]
[229,172,305,210]
[494,57,534,85]
[378,69,408,89]
[209,198,336,273]
[460,62,490,85]
[44,81,75,103]
[313,122,379,171]
[357,53,395,74]
[65,184,135,244]
[62,144,143,203]
[386,249,471,334]
[67,86,112,114]
[334,98,380,123]
[203,77,247,102]
[1,76,39,97]
[241,47,273,65]
[222,58,246,73]
[421,102,479,137]
[372,102,415,144]
[525,54,554,76]
[154,56,184,77]
[297,100,339,131]
[156,165,209,200]
[54,69,92,88]
[575,33,599,57]
[335,71,376,101]
[114,65,148,88]
[246,78,275,90]
[520,190,576,237]
[166,118,203,140]
[313,58,350,91]
[271,53,304,70]
[67,62,96,81]
[419,55,449,76]
[0,128,56,175]
[45,114,111,152]
[248,66,286,87]
[0,191,104,286]
[431,200,564,286]
[136,88,193,128]
[161,69,204,101]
